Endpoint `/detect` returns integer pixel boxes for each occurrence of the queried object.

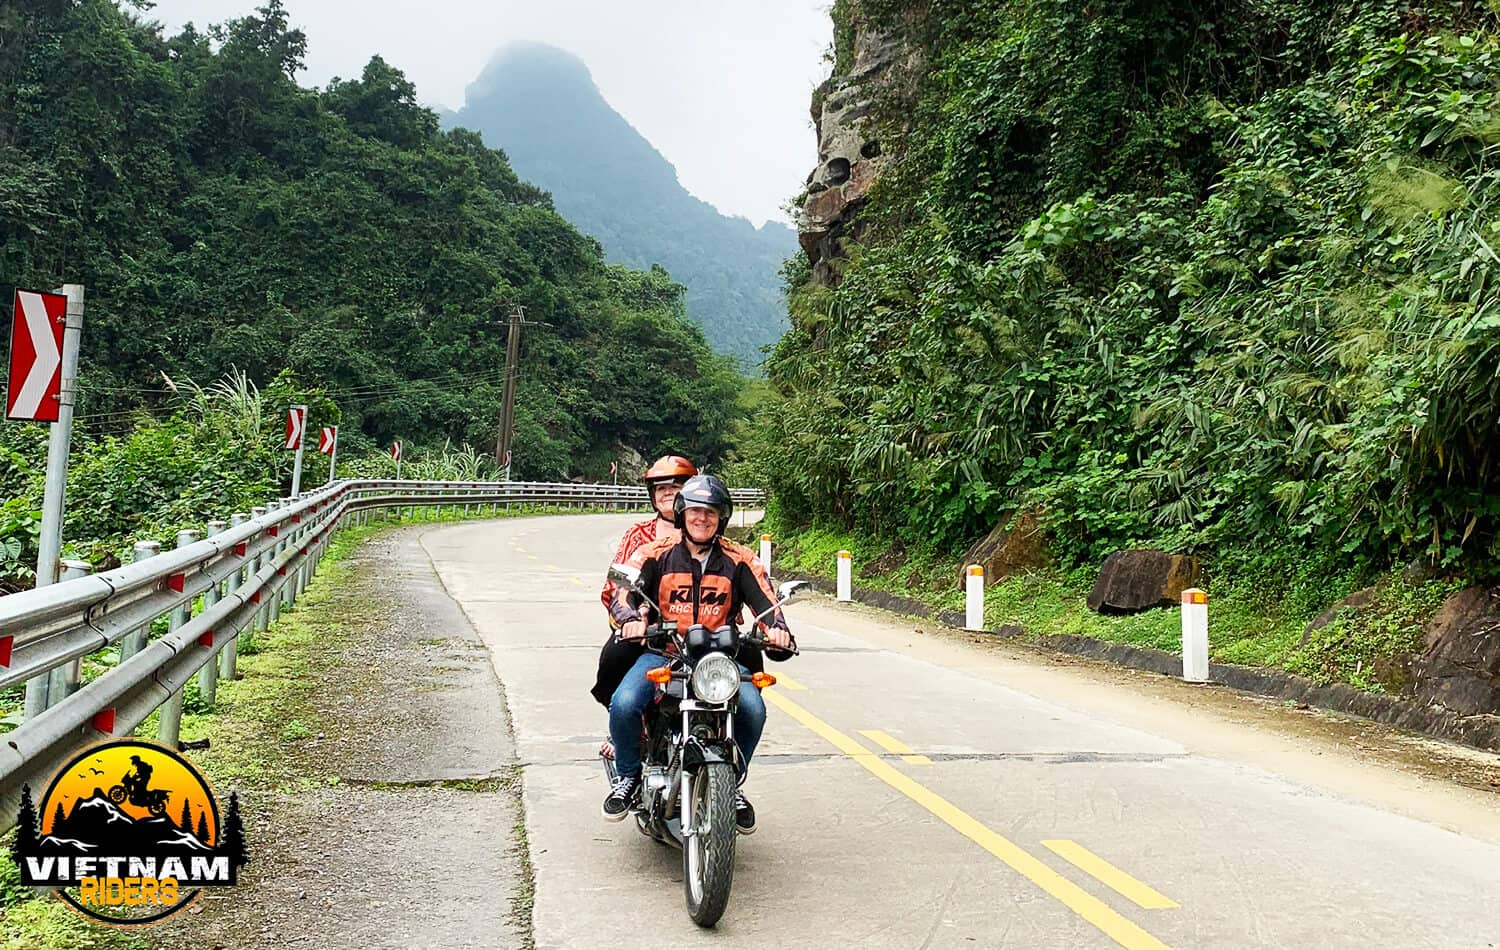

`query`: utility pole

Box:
[496,306,523,479]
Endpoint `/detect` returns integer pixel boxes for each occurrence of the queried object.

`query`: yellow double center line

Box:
[763,690,1173,950]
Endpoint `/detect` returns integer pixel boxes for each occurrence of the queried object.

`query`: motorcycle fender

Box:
[682,735,735,772]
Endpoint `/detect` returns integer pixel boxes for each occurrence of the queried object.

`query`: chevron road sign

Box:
[6,289,67,422]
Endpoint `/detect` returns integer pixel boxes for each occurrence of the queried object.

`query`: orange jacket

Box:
[600,517,679,615]
[611,536,792,657]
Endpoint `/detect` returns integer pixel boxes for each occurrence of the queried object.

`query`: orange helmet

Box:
[644,454,697,488]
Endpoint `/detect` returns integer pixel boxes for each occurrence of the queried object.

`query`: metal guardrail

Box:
[0,478,766,828]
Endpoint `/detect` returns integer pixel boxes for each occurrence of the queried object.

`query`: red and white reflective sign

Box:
[6,289,66,422]
[284,406,306,450]
[318,426,337,455]
[390,440,402,462]
[609,460,617,476]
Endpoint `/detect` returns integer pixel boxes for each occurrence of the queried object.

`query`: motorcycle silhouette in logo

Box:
[107,755,170,816]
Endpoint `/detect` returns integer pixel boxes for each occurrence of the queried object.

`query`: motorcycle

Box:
[107,779,170,816]
[602,563,809,927]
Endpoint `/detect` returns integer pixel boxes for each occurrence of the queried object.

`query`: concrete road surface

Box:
[421,513,1500,950]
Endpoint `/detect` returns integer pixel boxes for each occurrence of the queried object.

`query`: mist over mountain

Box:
[450,43,795,369]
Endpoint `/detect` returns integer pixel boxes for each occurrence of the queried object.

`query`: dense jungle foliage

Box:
[0,0,741,582]
[758,0,1500,586]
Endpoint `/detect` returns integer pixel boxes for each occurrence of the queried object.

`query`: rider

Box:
[124,755,153,794]
[603,474,795,835]
[590,455,696,714]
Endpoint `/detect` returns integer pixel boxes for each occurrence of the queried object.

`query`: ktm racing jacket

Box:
[600,517,679,615]
[610,535,795,664]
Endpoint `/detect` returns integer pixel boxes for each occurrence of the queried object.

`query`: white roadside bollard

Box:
[965,564,985,631]
[836,550,853,601]
[760,534,772,576]
[1181,588,1209,683]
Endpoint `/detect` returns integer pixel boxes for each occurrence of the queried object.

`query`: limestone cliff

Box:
[798,3,920,284]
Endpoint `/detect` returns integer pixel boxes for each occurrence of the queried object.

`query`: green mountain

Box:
[0,1,740,484]
[451,43,796,369]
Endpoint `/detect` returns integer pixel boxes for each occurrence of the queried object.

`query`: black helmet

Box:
[672,474,733,538]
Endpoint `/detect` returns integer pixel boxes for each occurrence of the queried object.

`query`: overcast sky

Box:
[142,0,833,227]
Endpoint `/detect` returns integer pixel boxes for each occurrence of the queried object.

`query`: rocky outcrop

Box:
[1413,586,1500,716]
[799,5,918,284]
[1087,550,1201,614]
[955,509,1050,589]
[1301,586,1378,645]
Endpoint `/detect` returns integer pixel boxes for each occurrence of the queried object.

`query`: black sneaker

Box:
[734,790,756,835]
[602,774,640,821]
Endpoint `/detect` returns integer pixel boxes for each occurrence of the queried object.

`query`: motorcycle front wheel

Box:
[682,761,736,927]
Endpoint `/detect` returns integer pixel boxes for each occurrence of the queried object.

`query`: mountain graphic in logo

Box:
[36,789,219,859]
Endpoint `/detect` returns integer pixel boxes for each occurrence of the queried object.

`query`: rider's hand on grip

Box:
[764,626,792,650]
[621,620,647,642]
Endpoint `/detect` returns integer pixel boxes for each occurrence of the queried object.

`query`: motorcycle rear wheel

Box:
[682,762,736,927]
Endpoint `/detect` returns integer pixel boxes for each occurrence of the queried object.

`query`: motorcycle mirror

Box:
[777,580,811,603]
[608,563,641,587]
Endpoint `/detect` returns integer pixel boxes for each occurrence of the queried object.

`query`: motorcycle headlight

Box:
[690,653,741,705]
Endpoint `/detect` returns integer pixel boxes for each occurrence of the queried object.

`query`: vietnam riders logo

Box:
[10,738,248,927]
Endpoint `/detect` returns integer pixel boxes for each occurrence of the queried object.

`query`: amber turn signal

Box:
[750,672,777,689]
[646,666,673,684]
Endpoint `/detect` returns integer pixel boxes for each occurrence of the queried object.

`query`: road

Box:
[421,513,1500,950]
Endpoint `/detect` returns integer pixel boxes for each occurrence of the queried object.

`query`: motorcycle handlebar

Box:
[616,623,797,656]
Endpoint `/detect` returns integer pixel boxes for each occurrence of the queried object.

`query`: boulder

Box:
[955,509,1050,589]
[1087,550,1201,614]
[1412,586,1500,717]
[860,541,908,579]
[1300,586,1378,646]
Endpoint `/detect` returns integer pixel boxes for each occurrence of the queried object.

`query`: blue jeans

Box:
[609,652,766,782]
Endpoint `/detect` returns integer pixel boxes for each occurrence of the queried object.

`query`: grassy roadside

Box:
[769,523,1461,695]
[1,503,590,949]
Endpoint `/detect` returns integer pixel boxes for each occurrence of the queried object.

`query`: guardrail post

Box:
[303,517,320,594]
[292,515,310,602]
[220,513,249,681]
[266,502,286,624]
[250,505,270,636]
[157,528,200,748]
[285,499,304,606]
[42,560,94,707]
[196,519,227,707]
[293,504,309,596]
[119,540,162,663]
